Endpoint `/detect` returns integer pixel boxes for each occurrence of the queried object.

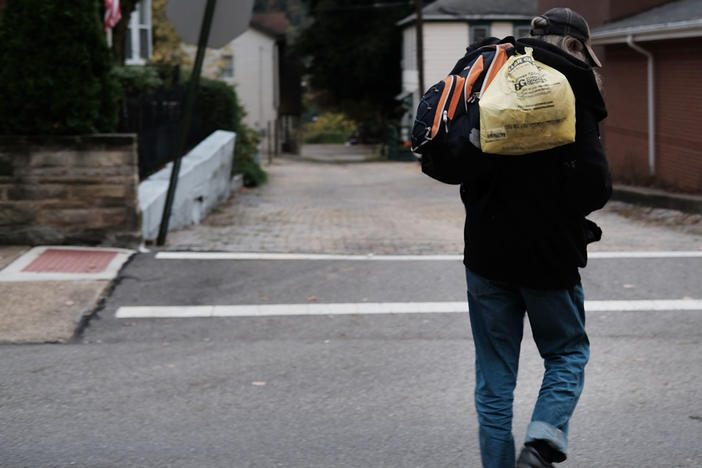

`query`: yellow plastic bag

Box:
[479,47,575,155]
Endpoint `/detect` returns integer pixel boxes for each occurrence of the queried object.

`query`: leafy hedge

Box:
[195,77,265,187]
[0,0,118,134]
[231,125,265,187]
[303,113,356,144]
[114,66,265,186]
[112,65,165,97]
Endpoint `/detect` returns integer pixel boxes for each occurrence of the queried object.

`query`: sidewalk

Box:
[0,246,133,344]
[612,184,702,215]
[294,144,381,164]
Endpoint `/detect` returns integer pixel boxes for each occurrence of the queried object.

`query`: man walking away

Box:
[460,8,611,468]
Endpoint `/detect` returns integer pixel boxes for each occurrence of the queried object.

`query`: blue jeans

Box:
[465,268,589,468]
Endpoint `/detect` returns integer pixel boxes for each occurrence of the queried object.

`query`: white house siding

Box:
[183,28,279,132]
[490,21,513,39]
[402,26,417,73]
[227,29,278,131]
[423,22,469,87]
[401,23,469,94]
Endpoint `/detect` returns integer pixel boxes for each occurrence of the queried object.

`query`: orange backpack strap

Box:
[446,76,466,120]
[430,75,455,139]
[479,43,513,98]
[462,54,485,111]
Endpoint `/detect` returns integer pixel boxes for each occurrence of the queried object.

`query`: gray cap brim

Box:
[584,41,602,68]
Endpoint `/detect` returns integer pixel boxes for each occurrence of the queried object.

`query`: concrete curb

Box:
[293,144,382,164]
[612,185,702,214]
[292,155,384,164]
[70,253,139,343]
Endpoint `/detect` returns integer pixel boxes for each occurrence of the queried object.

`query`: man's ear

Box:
[563,37,590,64]
[564,37,584,54]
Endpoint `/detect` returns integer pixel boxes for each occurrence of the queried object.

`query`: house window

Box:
[220,54,234,79]
[125,0,152,65]
[470,25,490,45]
[515,25,531,38]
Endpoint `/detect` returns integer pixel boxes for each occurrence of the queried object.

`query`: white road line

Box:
[585,300,702,311]
[155,252,462,261]
[115,299,702,319]
[155,251,702,261]
[589,251,702,258]
[116,302,469,318]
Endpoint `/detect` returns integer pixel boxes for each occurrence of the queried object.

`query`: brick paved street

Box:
[165,157,465,254]
[165,154,702,254]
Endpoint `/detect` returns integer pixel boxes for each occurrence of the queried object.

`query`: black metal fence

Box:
[117,87,204,179]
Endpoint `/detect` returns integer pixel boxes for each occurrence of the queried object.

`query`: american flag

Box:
[104,0,122,30]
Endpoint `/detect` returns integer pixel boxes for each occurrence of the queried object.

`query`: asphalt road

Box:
[3,156,702,467]
[2,253,701,468]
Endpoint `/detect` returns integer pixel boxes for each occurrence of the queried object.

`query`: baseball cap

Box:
[530,7,602,67]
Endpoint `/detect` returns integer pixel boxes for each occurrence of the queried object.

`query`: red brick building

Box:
[539,0,702,194]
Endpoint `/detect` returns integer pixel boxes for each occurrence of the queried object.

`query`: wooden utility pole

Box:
[414,0,425,95]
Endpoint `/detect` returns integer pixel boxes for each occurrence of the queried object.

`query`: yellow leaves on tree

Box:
[151,0,190,66]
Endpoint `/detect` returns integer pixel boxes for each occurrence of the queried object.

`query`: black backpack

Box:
[411,42,516,184]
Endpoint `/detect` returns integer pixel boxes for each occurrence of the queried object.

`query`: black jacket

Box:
[459,37,611,289]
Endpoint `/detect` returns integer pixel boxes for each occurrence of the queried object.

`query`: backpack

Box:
[411,42,515,184]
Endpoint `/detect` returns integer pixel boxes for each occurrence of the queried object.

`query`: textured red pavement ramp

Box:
[22,249,118,274]
[0,246,134,282]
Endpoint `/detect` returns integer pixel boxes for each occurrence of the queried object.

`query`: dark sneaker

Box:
[515,445,554,468]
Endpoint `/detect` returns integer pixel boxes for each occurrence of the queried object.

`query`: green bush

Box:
[231,126,265,187]
[113,65,165,97]
[0,0,118,134]
[187,73,266,186]
[303,112,356,144]
[196,77,242,138]
[233,156,268,187]
[112,66,266,186]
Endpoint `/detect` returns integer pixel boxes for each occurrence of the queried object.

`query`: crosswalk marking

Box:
[589,251,702,258]
[115,299,702,319]
[156,252,462,261]
[155,251,702,261]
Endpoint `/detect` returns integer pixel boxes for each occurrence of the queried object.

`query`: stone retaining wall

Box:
[0,134,141,246]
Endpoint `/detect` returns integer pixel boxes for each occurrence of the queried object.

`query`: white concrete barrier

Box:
[138,130,237,241]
